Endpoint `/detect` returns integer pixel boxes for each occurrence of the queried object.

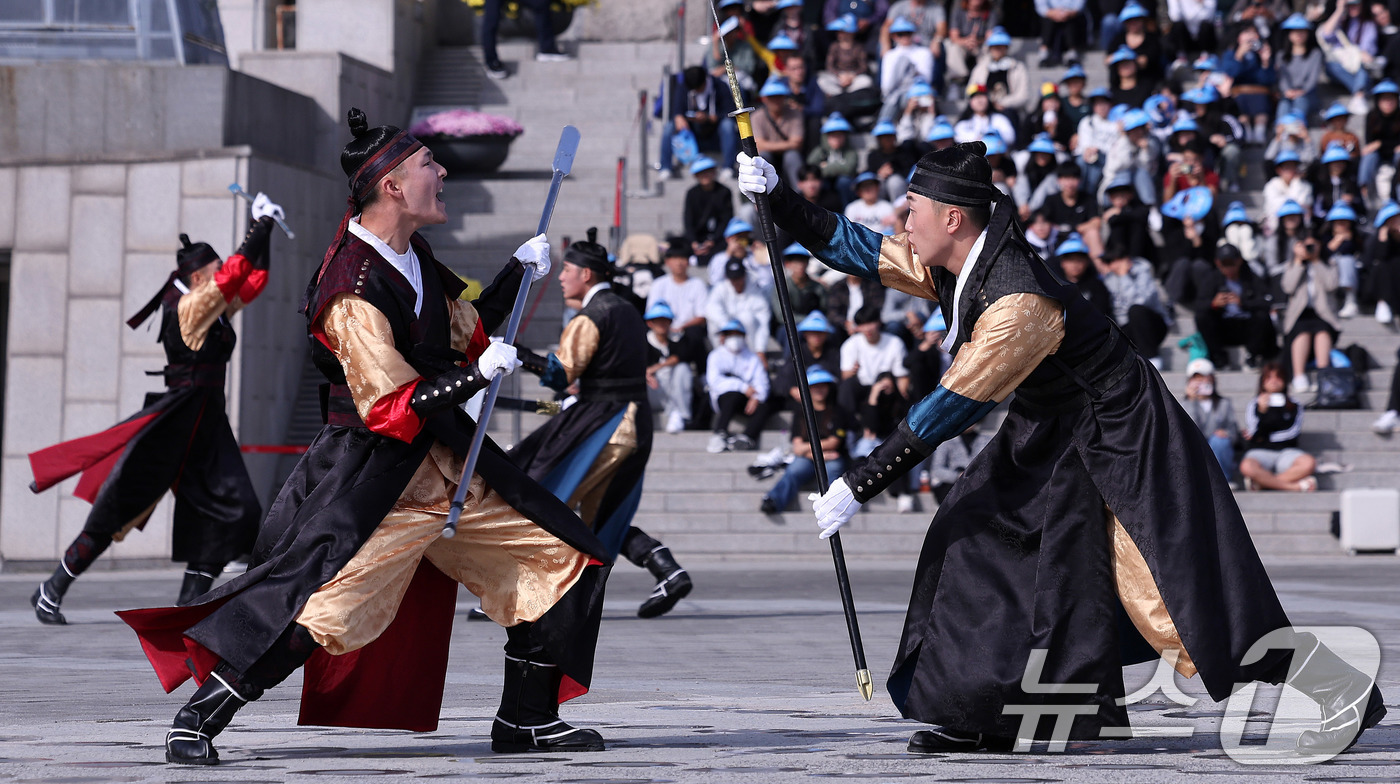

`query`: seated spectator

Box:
[1239,361,1317,492]
[1181,86,1243,191]
[1318,104,1362,162]
[1167,0,1219,68]
[759,367,855,514]
[683,157,734,266]
[880,287,932,340]
[1024,208,1061,258]
[771,243,828,333]
[1100,108,1161,206]
[925,119,956,152]
[1317,0,1378,116]
[1036,0,1086,68]
[771,0,809,50]
[1016,134,1062,215]
[780,54,826,144]
[845,171,896,232]
[881,0,947,55]
[707,218,773,290]
[1058,63,1092,132]
[1310,143,1363,225]
[1075,88,1119,195]
[1359,80,1400,195]
[1371,346,1400,433]
[1222,201,1262,277]
[1321,201,1362,319]
[820,0,888,48]
[1107,46,1154,108]
[819,15,879,112]
[1363,200,1400,326]
[1100,173,1155,266]
[1055,233,1114,316]
[879,17,936,123]
[648,239,711,362]
[644,302,694,433]
[955,84,1018,145]
[707,15,764,95]
[1263,113,1318,174]
[866,121,918,201]
[1102,243,1172,367]
[1220,25,1276,145]
[807,112,860,204]
[706,257,772,355]
[1193,243,1278,368]
[1107,3,1165,85]
[1162,143,1218,200]
[928,425,992,504]
[779,312,844,405]
[1039,161,1101,252]
[905,309,949,399]
[1164,115,1201,171]
[1023,85,1070,150]
[1180,357,1240,483]
[705,318,771,452]
[839,306,911,462]
[1274,14,1321,125]
[982,132,1019,197]
[792,165,847,230]
[826,272,885,337]
[1261,199,1309,287]
[969,27,1034,122]
[943,0,998,84]
[895,82,939,142]
[1262,150,1314,234]
[659,66,741,181]
[1229,0,1290,43]
[752,77,806,186]
[1280,233,1340,393]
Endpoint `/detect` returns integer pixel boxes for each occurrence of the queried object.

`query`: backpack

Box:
[1312,366,1359,409]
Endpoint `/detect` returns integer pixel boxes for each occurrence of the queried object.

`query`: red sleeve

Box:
[364,379,425,442]
[237,268,269,304]
[466,318,491,363]
[215,254,253,302]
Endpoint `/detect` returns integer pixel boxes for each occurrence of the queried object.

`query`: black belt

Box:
[148,363,227,389]
[1013,330,1136,414]
[578,377,647,402]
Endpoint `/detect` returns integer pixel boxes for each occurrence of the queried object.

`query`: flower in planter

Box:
[410,110,524,139]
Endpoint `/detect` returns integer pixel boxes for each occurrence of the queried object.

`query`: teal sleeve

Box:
[814,213,885,281]
[540,354,569,391]
[904,386,999,449]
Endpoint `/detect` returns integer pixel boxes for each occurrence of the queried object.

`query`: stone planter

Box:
[422,133,520,174]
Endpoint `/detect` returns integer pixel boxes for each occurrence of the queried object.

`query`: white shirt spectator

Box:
[706,251,774,291]
[705,276,772,353]
[1168,0,1216,38]
[880,43,936,98]
[647,274,710,326]
[1261,176,1315,233]
[705,343,770,407]
[841,331,910,385]
[954,112,1018,146]
[1075,114,1121,160]
[845,197,896,233]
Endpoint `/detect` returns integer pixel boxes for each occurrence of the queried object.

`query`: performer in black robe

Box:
[118,109,615,765]
[28,197,281,622]
[736,144,1386,756]
[514,229,692,619]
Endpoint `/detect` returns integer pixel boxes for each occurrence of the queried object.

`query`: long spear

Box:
[708,6,873,701]
[443,125,581,538]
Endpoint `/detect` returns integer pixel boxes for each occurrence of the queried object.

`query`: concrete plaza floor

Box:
[0,555,1397,783]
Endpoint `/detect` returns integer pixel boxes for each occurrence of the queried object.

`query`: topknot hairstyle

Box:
[339,107,405,179]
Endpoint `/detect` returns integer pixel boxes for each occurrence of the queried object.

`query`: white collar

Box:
[941,225,991,353]
[174,279,190,295]
[348,218,424,316]
[583,281,611,308]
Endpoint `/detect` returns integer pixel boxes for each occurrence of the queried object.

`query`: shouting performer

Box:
[27,196,281,622]
[119,109,614,765]
[514,229,693,619]
[736,144,1385,755]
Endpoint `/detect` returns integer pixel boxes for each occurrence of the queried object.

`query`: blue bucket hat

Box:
[1087,86,1112,101]
[644,301,675,321]
[719,0,745,6]
[821,112,853,134]
[1193,55,1219,71]
[826,13,857,33]
[1161,186,1214,222]
[1119,2,1149,21]
[907,81,934,99]
[1143,94,1175,124]
[797,311,837,334]
[1323,102,1350,121]
[1109,46,1137,66]
[719,318,746,334]
[1027,134,1057,154]
[985,26,1012,47]
[777,0,803,9]
[718,16,742,36]
[1121,108,1150,131]
[889,16,918,34]
[1273,149,1301,165]
[854,171,880,186]
[922,310,947,333]
[1108,103,1130,123]
[1223,201,1250,226]
[872,120,897,137]
[1276,199,1304,219]
[1321,143,1351,164]
[983,132,1008,156]
[1374,80,1400,96]
[806,367,839,386]
[724,217,753,237]
[1056,233,1089,257]
[1326,202,1358,223]
[926,121,955,142]
[768,34,798,52]
[1171,116,1199,134]
[689,156,717,175]
[1377,201,1400,226]
[1104,171,1135,192]
[1182,85,1219,104]
[759,77,793,97]
[1061,63,1087,82]
[1281,12,1311,30]
[781,242,811,258]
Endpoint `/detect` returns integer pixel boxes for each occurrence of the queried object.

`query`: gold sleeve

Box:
[554,315,601,385]
[317,294,421,422]
[938,293,1065,404]
[175,279,231,351]
[448,297,484,355]
[876,233,941,303]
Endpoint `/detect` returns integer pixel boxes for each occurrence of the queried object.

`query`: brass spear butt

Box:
[856,669,874,701]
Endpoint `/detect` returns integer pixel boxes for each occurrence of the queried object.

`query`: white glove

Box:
[251,192,285,222]
[478,339,522,381]
[736,151,779,203]
[809,476,861,540]
[514,233,552,281]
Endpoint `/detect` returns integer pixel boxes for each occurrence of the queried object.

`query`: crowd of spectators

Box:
[631,0,1400,508]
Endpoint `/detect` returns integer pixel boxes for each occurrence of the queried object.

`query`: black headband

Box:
[907,168,997,207]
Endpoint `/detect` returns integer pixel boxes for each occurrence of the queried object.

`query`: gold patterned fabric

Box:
[1106,508,1198,677]
[318,294,421,422]
[938,293,1066,403]
[876,233,941,302]
[554,315,601,385]
[176,279,234,352]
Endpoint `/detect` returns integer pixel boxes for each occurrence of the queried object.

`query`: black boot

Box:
[908,727,1014,754]
[637,546,692,619]
[1289,634,1388,755]
[32,531,112,625]
[176,565,220,606]
[491,626,605,753]
[165,669,260,765]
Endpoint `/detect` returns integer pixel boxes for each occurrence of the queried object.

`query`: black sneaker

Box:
[485,59,508,80]
[760,496,780,515]
[730,434,757,451]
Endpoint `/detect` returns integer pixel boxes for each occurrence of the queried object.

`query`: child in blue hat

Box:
[818,15,874,101]
[878,16,938,124]
[1359,80,1400,193]
[1275,13,1321,126]
[807,113,860,204]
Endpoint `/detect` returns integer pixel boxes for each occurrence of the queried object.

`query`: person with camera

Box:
[1239,361,1318,491]
[1191,243,1278,369]
[1280,230,1342,393]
